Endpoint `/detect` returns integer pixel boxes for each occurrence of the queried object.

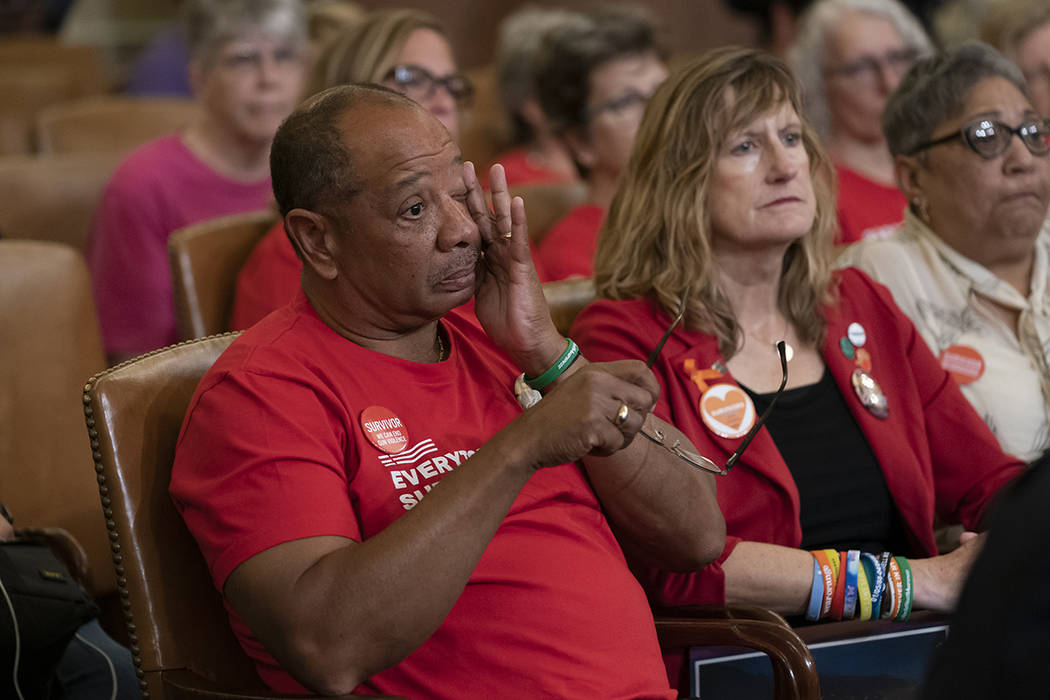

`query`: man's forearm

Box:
[582,415,724,572]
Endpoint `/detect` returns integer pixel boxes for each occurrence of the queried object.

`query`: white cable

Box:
[73,629,118,700]
[0,575,24,700]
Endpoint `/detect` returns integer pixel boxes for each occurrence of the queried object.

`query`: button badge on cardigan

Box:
[850,369,889,419]
[847,322,867,347]
[699,384,757,439]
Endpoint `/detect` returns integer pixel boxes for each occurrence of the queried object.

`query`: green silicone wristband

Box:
[525,338,579,390]
[894,556,913,621]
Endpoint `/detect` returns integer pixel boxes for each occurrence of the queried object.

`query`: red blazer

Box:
[572,268,1024,606]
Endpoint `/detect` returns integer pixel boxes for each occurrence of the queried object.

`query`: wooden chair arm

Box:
[162,669,405,700]
[654,616,819,700]
[654,604,792,627]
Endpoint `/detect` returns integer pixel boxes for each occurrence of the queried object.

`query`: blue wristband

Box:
[806,554,824,621]
[842,550,860,620]
[861,552,886,622]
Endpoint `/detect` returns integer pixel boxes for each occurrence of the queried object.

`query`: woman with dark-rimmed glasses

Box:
[840,41,1050,464]
[572,47,1024,629]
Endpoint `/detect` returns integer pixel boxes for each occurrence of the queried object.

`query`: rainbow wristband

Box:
[857,560,872,621]
[524,338,579,390]
[806,555,824,621]
[842,550,861,620]
[894,556,913,621]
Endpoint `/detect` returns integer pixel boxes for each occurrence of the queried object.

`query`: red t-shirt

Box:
[88,134,273,355]
[489,146,577,188]
[171,293,674,699]
[536,204,604,282]
[835,165,906,245]
[230,220,300,330]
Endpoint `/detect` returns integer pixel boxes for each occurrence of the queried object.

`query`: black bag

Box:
[0,540,100,700]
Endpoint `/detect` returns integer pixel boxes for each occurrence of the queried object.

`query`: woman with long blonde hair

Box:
[574,47,1022,627]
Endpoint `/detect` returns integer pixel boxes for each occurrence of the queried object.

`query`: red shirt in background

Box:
[230,220,299,330]
[535,204,604,282]
[835,165,906,245]
[488,146,577,188]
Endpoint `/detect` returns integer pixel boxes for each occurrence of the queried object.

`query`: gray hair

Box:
[185,0,308,66]
[495,5,589,145]
[883,41,1027,157]
[787,0,932,141]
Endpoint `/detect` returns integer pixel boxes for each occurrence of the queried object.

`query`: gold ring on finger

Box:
[615,403,630,426]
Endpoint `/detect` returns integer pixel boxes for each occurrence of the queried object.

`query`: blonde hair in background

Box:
[980,0,1050,59]
[594,46,838,359]
[307,1,367,56]
[306,8,446,96]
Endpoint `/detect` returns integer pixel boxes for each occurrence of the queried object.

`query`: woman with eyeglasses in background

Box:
[532,5,668,282]
[839,42,1050,464]
[789,0,932,244]
[231,7,475,330]
[571,49,1024,668]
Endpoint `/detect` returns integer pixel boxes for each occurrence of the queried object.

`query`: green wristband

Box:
[525,338,579,390]
[894,556,913,621]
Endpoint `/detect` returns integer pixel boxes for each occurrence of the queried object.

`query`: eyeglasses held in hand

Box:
[638,305,788,475]
[908,117,1050,160]
[383,64,475,105]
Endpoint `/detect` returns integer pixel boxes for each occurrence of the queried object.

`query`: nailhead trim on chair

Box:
[82,332,242,699]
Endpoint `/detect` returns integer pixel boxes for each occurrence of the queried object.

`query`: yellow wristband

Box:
[857,561,872,621]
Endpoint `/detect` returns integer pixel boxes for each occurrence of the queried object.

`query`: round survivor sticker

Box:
[938,345,985,385]
[360,405,409,454]
[699,384,756,439]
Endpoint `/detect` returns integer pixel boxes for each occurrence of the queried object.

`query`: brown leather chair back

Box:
[0,40,109,154]
[169,211,278,341]
[83,334,260,698]
[0,241,113,595]
[542,277,596,336]
[0,152,122,251]
[37,96,201,155]
[510,180,588,247]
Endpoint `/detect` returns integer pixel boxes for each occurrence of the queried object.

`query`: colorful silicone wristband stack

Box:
[809,549,913,623]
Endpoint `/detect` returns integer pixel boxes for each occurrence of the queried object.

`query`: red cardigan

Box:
[572,268,1024,606]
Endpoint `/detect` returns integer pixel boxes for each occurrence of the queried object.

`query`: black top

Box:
[742,368,907,553]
